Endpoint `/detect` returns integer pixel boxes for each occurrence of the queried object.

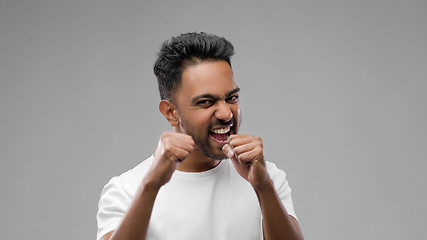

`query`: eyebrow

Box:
[191,87,241,103]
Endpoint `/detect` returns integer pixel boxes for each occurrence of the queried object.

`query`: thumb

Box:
[222,144,235,160]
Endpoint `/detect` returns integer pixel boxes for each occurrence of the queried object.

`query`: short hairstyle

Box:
[153,32,235,100]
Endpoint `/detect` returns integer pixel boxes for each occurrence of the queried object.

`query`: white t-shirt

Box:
[97,156,297,240]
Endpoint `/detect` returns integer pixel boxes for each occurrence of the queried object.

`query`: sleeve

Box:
[266,162,298,221]
[96,177,133,240]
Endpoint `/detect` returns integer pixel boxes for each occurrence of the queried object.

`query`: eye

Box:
[196,99,214,107]
[226,94,239,103]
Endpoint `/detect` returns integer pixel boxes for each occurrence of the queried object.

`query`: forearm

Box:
[256,179,304,240]
[109,180,160,240]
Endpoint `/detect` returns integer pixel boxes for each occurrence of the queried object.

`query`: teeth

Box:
[211,126,231,134]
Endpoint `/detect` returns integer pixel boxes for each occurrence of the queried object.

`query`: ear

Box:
[159,100,180,126]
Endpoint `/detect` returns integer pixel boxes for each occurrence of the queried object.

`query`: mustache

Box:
[211,119,234,127]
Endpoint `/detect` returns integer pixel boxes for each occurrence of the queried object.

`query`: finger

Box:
[162,133,195,152]
[222,144,236,160]
[163,132,195,146]
[172,133,195,146]
[228,134,254,140]
[164,146,192,162]
[229,135,260,148]
[157,138,194,162]
[231,141,259,156]
[170,138,195,152]
[229,156,245,170]
[235,147,263,164]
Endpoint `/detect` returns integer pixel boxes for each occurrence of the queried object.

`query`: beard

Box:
[194,137,226,160]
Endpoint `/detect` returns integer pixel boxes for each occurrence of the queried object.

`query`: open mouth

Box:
[209,125,232,144]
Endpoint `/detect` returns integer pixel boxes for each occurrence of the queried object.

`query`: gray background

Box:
[1,0,426,239]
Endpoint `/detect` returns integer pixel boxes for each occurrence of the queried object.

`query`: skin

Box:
[101,60,304,240]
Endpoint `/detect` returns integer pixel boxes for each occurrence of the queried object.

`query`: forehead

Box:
[177,60,237,100]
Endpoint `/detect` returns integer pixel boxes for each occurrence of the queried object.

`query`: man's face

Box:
[174,60,241,160]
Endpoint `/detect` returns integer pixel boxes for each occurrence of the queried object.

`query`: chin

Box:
[205,151,227,161]
[197,146,227,161]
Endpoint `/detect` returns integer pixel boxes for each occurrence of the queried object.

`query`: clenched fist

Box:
[222,134,270,191]
[144,132,194,188]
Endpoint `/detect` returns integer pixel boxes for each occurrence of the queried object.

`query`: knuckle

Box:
[161,132,170,138]
[255,137,263,147]
[253,145,263,155]
[159,133,170,145]
[162,141,171,150]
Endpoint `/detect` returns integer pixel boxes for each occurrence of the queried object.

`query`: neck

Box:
[176,149,221,172]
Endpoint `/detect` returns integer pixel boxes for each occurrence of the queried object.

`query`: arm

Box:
[223,135,304,240]
[256,178,303,240]
[101,132,194,240]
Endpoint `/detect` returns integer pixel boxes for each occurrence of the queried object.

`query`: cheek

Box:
[196,111,215,127]
[183,110,214,131]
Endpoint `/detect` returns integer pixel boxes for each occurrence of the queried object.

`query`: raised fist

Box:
[145,132,194,188]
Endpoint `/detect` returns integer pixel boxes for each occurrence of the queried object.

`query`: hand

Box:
[222,134,270,191]
[144,132,194,188]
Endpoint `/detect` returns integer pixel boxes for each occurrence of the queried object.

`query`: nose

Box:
[215,101,233,122]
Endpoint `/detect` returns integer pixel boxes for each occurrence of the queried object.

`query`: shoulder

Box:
[265,161,287,179]
[102,156,154,198]
[265,161,291,192]
[119,155,154,182]
[97,156,154,240]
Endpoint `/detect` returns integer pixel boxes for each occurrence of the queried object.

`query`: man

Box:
[97,32,303,240]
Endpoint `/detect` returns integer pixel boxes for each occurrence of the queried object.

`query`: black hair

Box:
[153,32,235,100]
